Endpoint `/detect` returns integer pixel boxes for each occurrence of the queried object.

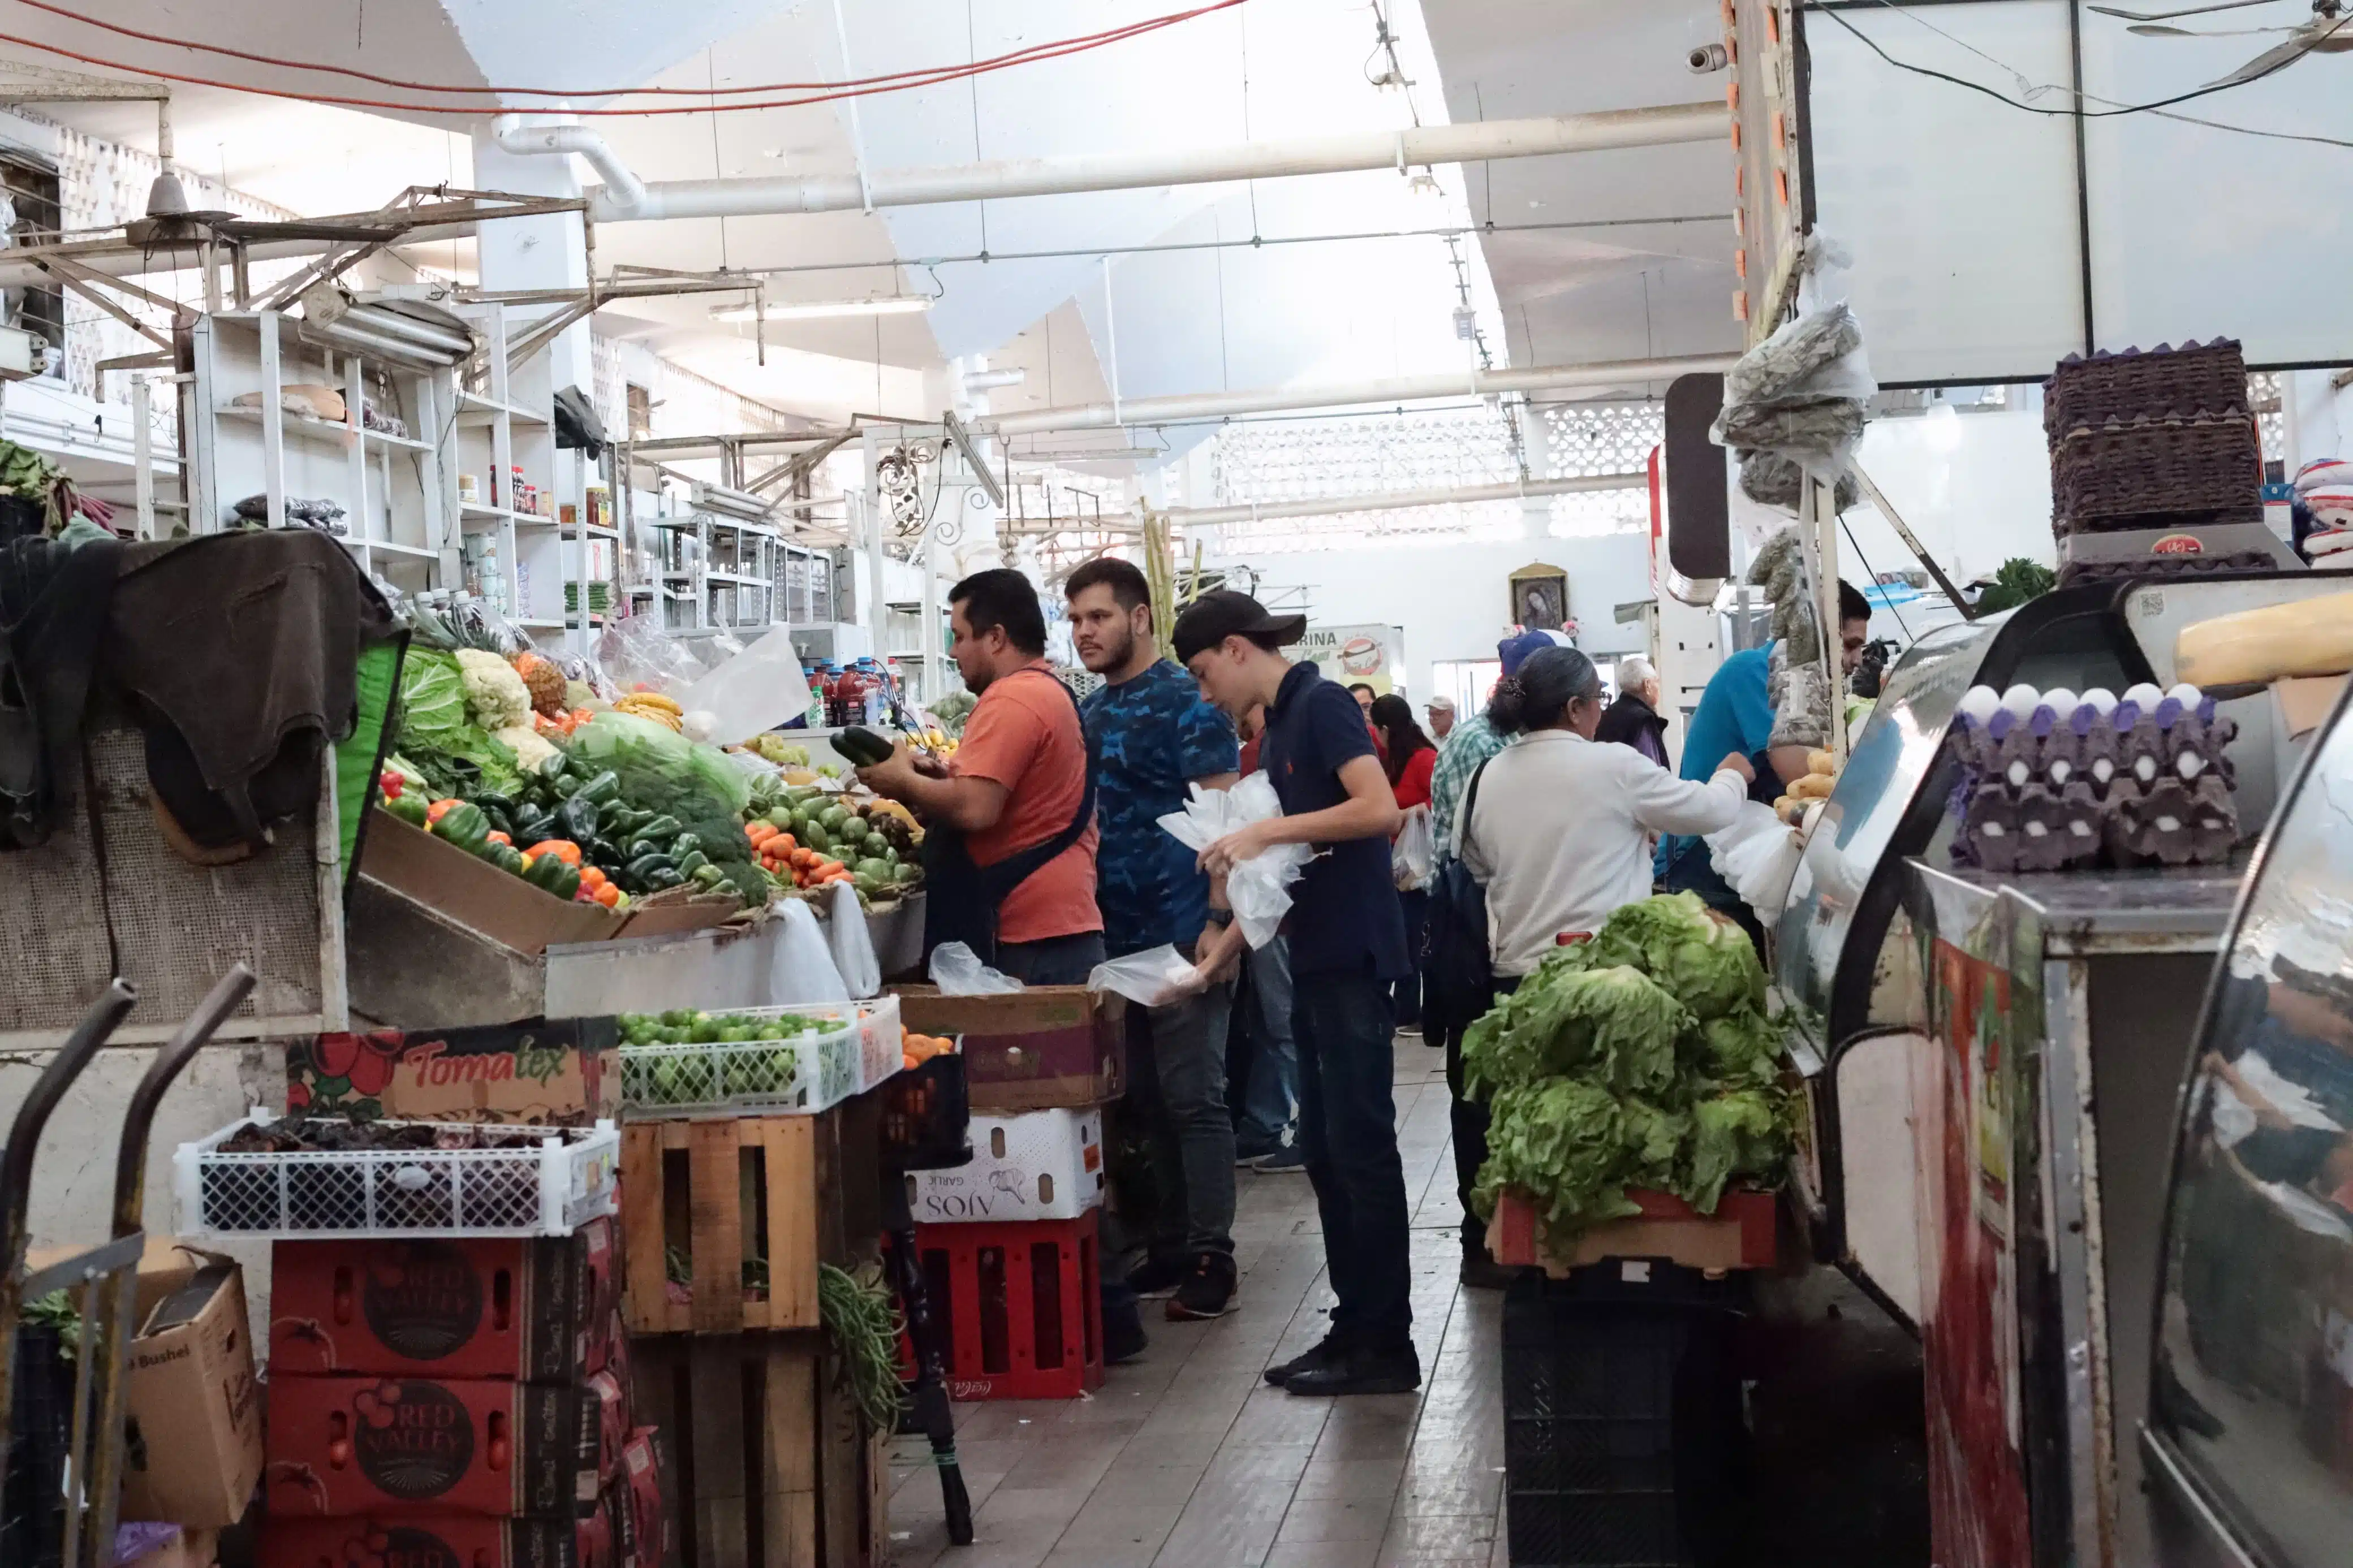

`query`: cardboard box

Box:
[891,985,1126,1112]
[363,810,623,954]
[265,1376,598,1519]
[287,1018,621,1126]
[908,1108,1105,1223]
[269,1236,599,1381]
[612,1429,670,1568]
[1486,1186,1780,1276]
[258,1511,606,1568]
[115,1251,264,1530]
[584,1368,627,1484]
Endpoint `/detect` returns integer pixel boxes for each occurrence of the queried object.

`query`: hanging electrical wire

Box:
[0,0,1252,116]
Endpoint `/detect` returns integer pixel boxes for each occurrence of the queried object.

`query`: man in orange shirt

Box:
[855,568,1103,984]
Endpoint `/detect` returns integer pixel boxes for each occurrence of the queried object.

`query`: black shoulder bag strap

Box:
[1423,756,1496,1022]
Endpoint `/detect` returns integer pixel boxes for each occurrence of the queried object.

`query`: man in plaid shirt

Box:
[1424,628,1571,1286]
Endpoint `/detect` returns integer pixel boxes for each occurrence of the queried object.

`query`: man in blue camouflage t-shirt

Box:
[1068,559,1243,1321]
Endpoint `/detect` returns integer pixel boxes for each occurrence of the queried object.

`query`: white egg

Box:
[1957,686,2002,726]
[2039,688,2078,718]
[2123,683,2163,710]
[2001,683,2041,716]
[2080,688,2118,714]
[2166,683,2201,709]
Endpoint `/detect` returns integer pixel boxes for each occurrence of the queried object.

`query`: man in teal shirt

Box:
[1656,581,1873,940]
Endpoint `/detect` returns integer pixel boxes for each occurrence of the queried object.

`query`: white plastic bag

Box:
[769,899,850,1004]
[1155,774,1311,951]
[1704,800,1805,921]
[1087,944,1199,1008]
[929,941,1023,995]
[825,879,882,999]
[675,625,818,748]
[1392,805,1434,892]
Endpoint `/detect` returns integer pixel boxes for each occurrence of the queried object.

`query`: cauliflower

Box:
[493,723,560,771]
[454,648,532,729]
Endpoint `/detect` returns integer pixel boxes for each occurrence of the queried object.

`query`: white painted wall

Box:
[1843,405,2058,591]
[1229,531,1655,701]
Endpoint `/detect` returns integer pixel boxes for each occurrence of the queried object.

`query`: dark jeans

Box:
[1292,969,1412,1346]
[1434,974,1512,1260]
[1234,936,1299,1147]
[1393,888,1429,1026]
[1126,974,1237,1259]
[994,931,1107,987]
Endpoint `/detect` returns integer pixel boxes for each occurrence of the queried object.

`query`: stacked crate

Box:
[888,987,1127,1402]
[2046,339,2281,586]
[254,1220,666,1568]
[615,1015,897,1568]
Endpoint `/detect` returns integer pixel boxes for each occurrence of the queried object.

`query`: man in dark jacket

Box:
[1594,655,1671,770]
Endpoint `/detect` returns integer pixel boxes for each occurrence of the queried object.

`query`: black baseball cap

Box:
[1172,590,1308,664]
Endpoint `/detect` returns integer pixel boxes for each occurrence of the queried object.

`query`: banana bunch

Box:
[1774,748,1838,828]
[615,690,684,732]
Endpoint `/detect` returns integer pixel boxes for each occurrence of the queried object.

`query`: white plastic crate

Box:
[175,1111,619,1240]
[907,1108,1104,1223]
[620,1009,861,1118]
[743,998,902,1090]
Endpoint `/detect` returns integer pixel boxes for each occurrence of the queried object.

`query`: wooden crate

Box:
[620,1100,882,1334]
[631,1332,889,1568]
[1487,1186,1781,1276]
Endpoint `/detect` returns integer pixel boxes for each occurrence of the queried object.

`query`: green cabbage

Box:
[398,649,469,745]
[396,647,523,797]
[1464,892,1796,1242]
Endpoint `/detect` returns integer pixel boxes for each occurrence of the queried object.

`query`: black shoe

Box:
[1235,1137,1280,1165]
[1283,1342,1422,1397]
[1264,1331,1351,1386]
[1105,1311,1149,1365]
[1459,1250,1520,1291]
[1124,1255,1186,1299]
[1166,1252,1238,1320]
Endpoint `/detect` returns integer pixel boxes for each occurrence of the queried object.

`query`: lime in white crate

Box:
[618,997,903,1118]
[907,1108,1104,1223]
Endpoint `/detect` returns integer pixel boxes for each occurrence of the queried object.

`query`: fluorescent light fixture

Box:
[710,296,933,323]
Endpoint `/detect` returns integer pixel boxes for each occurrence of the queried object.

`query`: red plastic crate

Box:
[897,1212,1103,1400]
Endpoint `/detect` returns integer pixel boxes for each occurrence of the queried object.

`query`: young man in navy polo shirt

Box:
[1173,591,1419,1396]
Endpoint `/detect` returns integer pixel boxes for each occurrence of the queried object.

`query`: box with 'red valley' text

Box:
[265,1375,598,1519]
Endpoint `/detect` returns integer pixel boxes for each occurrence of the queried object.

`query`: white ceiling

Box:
[20,0,1722,434]
[1419,0,1740,369]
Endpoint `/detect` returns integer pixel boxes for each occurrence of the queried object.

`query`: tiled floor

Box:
[884,1035,1933,1568]
[886,1036,1501,1568]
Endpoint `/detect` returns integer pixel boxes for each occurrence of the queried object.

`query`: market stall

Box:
[1772,569,2353,1567]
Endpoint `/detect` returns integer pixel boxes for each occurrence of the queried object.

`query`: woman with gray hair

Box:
[1459,647,1753,978]
[1594,655,1671,770]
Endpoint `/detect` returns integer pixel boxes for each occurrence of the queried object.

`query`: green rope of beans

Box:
[818,1262,906,1433]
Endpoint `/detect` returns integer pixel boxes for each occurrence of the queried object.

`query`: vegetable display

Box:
[1465,892,1794,1237]
[741,781,923,902]
[617,1009,839,1107]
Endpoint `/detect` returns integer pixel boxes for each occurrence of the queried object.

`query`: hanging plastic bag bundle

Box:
[1154,774,1311,949]
[1392,804,1435,892]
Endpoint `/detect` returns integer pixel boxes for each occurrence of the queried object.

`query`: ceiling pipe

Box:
[1157,472,1647,529]
[586,102,1726,223]
[492,114,648,211]
[976,353,1738,439]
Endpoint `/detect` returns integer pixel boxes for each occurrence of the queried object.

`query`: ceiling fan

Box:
[2089,0,2353,89]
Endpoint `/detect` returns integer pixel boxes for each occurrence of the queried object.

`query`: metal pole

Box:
[1847,463,1973,619]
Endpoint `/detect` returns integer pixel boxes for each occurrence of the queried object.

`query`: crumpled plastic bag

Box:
[825,879,881,999]
[929,941,1023,995]
[769,899,850,1004]
[1393,805,1434,892]
[1156,774,1311,951]
[1088,945,1199,1008]
[1705,799,1805,920]
[1768,644,1835,753]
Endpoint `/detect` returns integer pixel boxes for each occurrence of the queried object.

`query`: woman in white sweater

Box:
[1459,647,1756,978]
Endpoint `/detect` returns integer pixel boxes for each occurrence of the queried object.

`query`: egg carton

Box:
[2050,413,2262,525]
[2044,338,2248,440]
[1946,684,2240,872]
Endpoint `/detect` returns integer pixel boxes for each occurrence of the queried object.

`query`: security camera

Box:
[1688,42,1729,74]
